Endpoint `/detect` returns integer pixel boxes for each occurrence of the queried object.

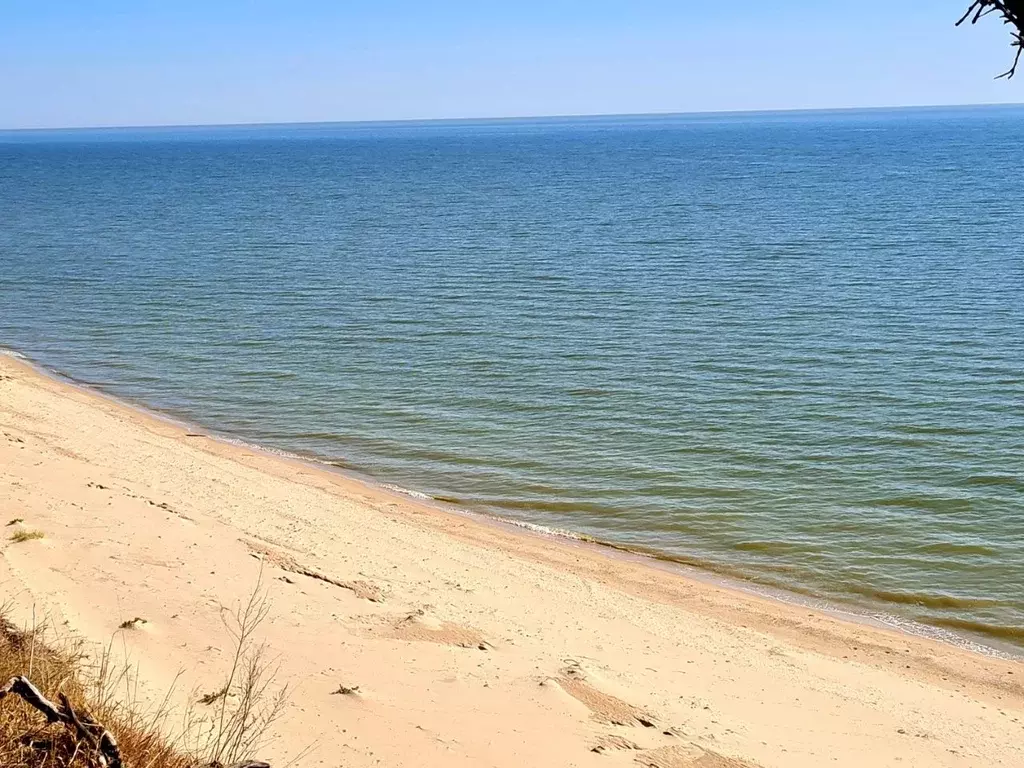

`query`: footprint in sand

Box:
[3,430,25,444]
[550,665,756,766]
[387,609,492,650]
[591,732,758,767]
[549,663,656,728]
[591,734,642,753]
[634,745,758,768]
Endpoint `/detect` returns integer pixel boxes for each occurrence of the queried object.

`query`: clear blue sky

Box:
[1,1,1021,128]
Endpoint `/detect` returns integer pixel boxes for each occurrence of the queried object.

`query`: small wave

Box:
[847,585,1001,610]
[485,498,618,516]
[866,495,972,513]
[497,517,586,541]
[679,485,750,500]
[293,432,347,442]
[928,617,1024,643]
[734,540,804,555]
[432,494,463,504]
[868,436,933,449]
[0,347,27,359]
[962,474,1023,490]
[380,483,432,500]
[566,387,613,397]
[895,424,984,437]
[235,370,297,380]
[218,435,307,462]
[916,541,1000,557]
[864,613,1019,658]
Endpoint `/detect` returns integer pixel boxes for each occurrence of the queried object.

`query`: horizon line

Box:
[3,100,1023,134]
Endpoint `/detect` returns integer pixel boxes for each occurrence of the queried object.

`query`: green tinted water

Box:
[1,108,1022,648]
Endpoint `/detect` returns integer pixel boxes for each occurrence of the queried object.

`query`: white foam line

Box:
[380,483,433,500]
[497,516,586,541]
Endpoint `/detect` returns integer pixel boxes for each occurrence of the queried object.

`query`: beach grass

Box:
[0,584,284,767]
[9,530,44,543]
[0,612,191,768]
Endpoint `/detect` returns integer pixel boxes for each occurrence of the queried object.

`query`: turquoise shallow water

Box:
[1,107,1022,648]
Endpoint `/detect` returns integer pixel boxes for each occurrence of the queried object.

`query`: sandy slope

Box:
[0,352,1021,768]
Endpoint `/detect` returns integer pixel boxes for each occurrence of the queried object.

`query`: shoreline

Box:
[3,346,1019,660]
[2,349,1022,767]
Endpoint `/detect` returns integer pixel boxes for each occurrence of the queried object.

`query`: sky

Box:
[2,1,1022,129]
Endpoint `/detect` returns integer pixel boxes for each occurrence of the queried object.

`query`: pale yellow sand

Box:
[1,353,1021,768]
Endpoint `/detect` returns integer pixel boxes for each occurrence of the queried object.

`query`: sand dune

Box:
[1,353,1021,767]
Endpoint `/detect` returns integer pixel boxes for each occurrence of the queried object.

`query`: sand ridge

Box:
[1,352,1022,767]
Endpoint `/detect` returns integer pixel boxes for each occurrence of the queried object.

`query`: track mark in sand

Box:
[634,745,758,768]
[143,498,195,522]
[243,540,385,602]
[93,484,197,523]
[388,609,492,650]
[120,488,196,522]
[553,664,656,728]
[3,430,25,445]
[591,734,641,754]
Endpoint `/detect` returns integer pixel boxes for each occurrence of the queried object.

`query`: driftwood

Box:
[0,676,270,768]
[0,675,123,767]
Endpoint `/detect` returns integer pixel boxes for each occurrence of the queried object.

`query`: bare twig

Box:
[957,1,1024,78]
[202,567,287,767]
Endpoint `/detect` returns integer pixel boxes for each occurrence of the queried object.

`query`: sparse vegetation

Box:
[6,519,24,527]
[9,530,44,543]
[0,614,187,767]
[117,618,147,631]
[199,574,288,767]
[0,578,286,767]
[198,686,228,706]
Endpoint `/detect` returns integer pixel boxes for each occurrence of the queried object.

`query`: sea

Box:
[1,106,1022,650]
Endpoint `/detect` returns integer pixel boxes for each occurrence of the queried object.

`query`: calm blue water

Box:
[2,107,1022,647]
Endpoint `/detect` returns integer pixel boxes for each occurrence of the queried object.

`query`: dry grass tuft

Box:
[0,614,189,767]
[6,519,25,527]
[0,575,286,767]
[9,530,44,543]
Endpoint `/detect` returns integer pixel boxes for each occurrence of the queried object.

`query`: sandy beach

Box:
[1,351,1021,767]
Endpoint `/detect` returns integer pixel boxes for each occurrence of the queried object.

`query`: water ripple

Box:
[2,107,1023,648]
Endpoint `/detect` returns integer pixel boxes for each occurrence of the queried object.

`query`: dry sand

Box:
[1,352,1021,767]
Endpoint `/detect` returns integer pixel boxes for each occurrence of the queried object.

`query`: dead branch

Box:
[1,675,274,767]
[0,675,123,768]
[958,1,1024,78]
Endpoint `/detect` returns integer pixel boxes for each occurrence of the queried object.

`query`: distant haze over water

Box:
[2,107,1022,648]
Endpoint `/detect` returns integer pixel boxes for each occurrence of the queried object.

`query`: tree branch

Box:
[0,675,123,768]
[958,1,1024,78]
